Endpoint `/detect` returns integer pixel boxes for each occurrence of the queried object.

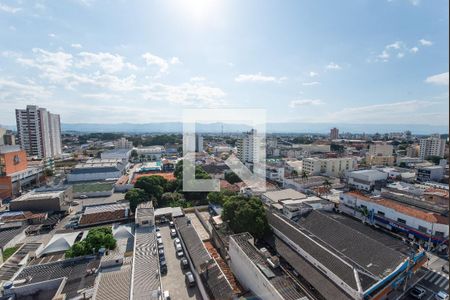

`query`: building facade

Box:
[419,137,445,159]
[302,157,356,177]
[330,127,339,140]
[237,129,260,164]
[15,105,62,159]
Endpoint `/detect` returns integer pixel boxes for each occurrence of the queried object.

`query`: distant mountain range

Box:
[59,122,448,135]
[1,122,447,134]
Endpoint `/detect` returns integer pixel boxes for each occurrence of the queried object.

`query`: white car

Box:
[157,238,163,245]
[175,244,182,252]
[163,290,170,300]
[170,229,177,238]
[177,250,184,258]
[79,195,88,199]
[173,238,180,245]
[435,292,449,300]
[156,232,161,239]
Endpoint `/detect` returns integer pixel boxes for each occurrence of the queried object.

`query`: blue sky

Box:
[0,0,448,126]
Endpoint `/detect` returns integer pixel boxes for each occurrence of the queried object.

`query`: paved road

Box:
[159,224,202,300]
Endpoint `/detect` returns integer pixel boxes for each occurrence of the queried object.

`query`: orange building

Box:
[0,146,34,200]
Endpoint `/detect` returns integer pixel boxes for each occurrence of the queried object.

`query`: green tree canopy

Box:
[66,227,116,258]
[125,188,150,212]
[134,175,166,201]
[222,196,270,239]
[224,171,242,184]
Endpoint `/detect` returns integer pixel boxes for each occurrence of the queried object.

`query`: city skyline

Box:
[0,0,449,126]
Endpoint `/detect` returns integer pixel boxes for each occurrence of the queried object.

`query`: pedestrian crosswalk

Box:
[423,270,449,291]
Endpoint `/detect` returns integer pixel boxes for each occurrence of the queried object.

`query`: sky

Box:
[0,0,448,127]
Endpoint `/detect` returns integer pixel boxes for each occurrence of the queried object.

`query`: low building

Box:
[417,165,444,182]
[339,192,448,249]
[135,201,155,227]
[9,186,73,212]
[78,203,130,227]
[38,231,86,257]
[266,209,427,300]
[347,169,388,191]
[67,159,125,183]
[365,154,395,166]
[261,189,307,206]
[228,232,307,300]
[72,182,114,198]
[302,157,356,177]
[101,148,132,161]
[135,146,164,161]
[283,175,341,192]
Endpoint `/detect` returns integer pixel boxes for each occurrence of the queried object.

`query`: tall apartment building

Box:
[330,127,339,140]
[237,129,260,164]
[419,136,445,160]
[113,137,133,149]
[195,134,203,152]
[15,105,62,159]
[302,157,355,177]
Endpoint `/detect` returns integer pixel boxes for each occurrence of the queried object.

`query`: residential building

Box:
[365,154,395,166]
[419,136,445,159]
[368,143,393,156]
[113,137,133,149]
[417,165,445,182]
[0,145,44,200]
[237,129,260,164]
[347,169,388,191]
[302,157,356,177]
[330,127,339,140]
[15,105,62,158]
[406,144,420,158]
[0,128,5,146]
[195,134,204,152]
[339,192,448,247]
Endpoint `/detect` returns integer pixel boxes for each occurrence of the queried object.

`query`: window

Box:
[397,218,406,224]
[377,211,385,216]
[418,226,428,233]
[435,231,445,237]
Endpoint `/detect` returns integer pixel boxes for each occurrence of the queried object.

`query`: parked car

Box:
[177,250,184,258]
[180,258,189,269]
[160,260,167,274]
[155,226,160,232]
[79,195,88,199]
[158,243,164,250]
[158,249,165,257]
[156,232,162,239]
[175,244,182,252]
[157,238,163,245]
[169,221,174,227]
[442,263,449,274]
[185,271,196,287]
[435,291,449,300]
[410,286,426,299]
[173,238,180,246]
[71,201,80,206]
[170,229,177,238]
[163,290,170,300]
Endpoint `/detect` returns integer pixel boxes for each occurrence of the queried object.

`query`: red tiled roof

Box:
[346,191,448,224]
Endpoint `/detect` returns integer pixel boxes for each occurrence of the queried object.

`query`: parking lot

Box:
[159,224,202,300]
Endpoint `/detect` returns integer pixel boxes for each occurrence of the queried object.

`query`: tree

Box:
[225,171,242,184]
[66,227,116,258]
[207,190,236,206]
[291,170,298,178]
[43,168,54,177]
[222,196,270,239]
[301,170,309,182]
[130,149,138,159]
[426,155,443,165]
[134,176,166,202]
[125,188,149,212]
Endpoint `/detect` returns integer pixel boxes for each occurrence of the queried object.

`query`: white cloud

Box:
[289,99,323,108]
[142,52,169,73]
[0,78,52,100]
[419,39,433,46]
[410,47,419,53]
[397,53,405,58]
[325,62,341,70]
[309,71,319,77]
[48,33,57,38]
[71,43,83,49]
[0,3,21,13]
[425,72,449,86]
[378,50,390,61]
[302,81,320,86]
[386,41,402,50]
[78,51,136,73]
[170,57,181,64]
[235,73,286,83]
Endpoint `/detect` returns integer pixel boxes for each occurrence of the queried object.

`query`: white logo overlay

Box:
[182,108,266,193]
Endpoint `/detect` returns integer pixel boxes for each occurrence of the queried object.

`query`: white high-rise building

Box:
[237,129,260,164]
[302,157,356,177]
[113,137,133,149]
[15,105,62,158]
[419,136,445,160]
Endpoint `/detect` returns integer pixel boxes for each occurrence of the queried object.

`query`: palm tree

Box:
[323,179,332,194]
